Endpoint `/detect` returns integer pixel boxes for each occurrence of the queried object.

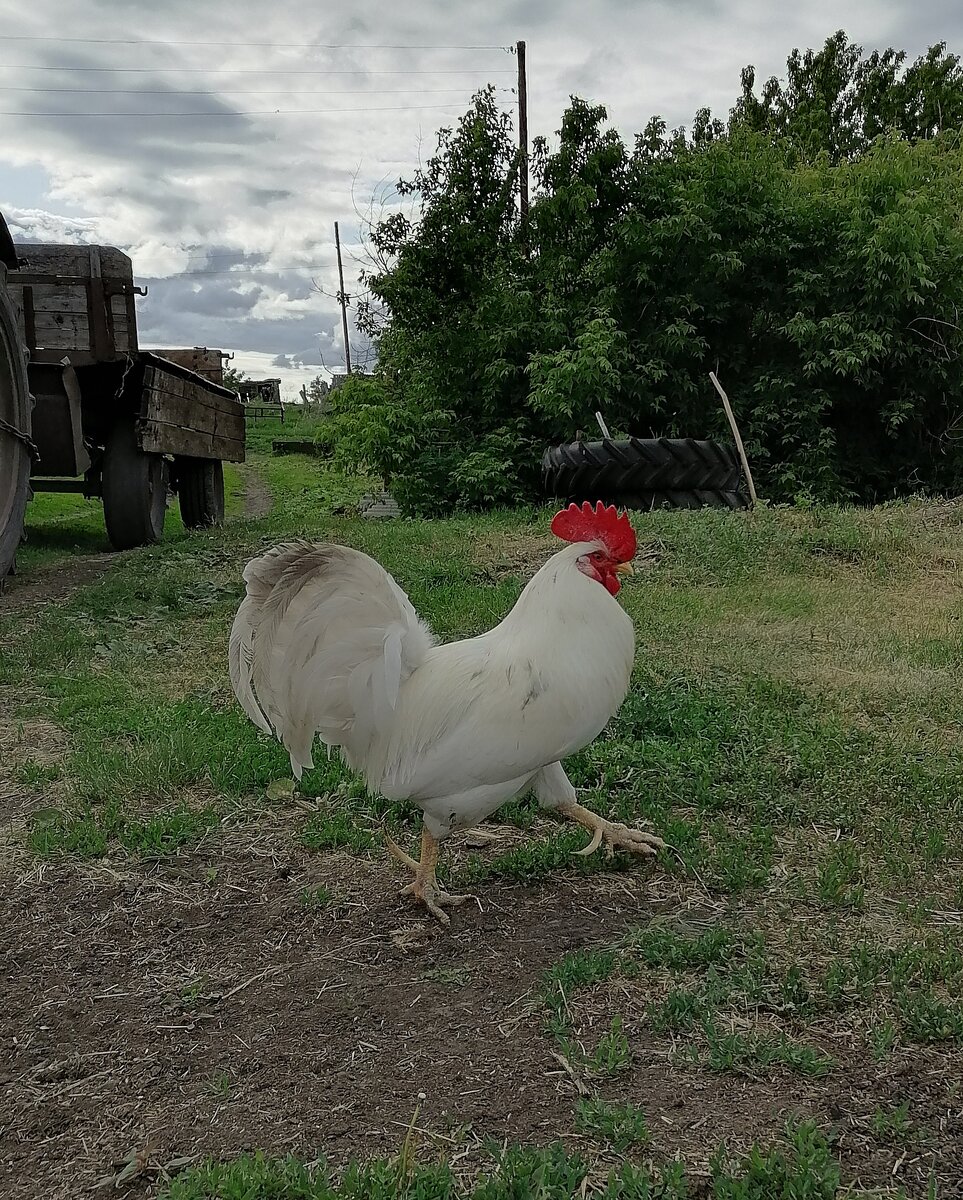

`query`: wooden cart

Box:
[0,220,245,569]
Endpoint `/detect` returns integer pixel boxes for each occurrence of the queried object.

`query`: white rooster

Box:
[229,501,664,923]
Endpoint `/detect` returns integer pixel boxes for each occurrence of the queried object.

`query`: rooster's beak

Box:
[613,561,635,577]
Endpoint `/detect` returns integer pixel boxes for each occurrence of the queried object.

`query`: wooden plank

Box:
[14,242,134,283]
[21,285,35,348]
[28,362,91,476]
[31,311,91,350]
[87,246,110,360]
[15,245,97,275]
[10,284,89,316]
[154,347,225,383]
[110,294,131,352]
[147,387,221,437]
[142,367,238,431]
[8,276,134,359]
[141,365,245,445]
[143,362,244,416]
[123,285,139,353]
[138,419,245,461]
[10,243,138,361]
[27,348,97,366]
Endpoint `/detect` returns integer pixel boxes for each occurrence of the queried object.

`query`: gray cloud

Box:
[3,0,961,396]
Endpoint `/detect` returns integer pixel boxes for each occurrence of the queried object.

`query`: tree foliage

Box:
[734,33,963,160]
[221,366,247,394]
[332,37,963,512]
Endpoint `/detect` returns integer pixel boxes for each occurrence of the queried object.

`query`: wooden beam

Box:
[138,419,245,461]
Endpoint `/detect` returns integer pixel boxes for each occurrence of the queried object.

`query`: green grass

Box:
[6,459,963,930]
[574,1098,650,1151]
[299,884,333,910]
[870,1100,913,1143]
[205,1072,232,1101]
[159,1123,844,1200]
[697,1021,834,1077]
[26,798,219,858]
[535,916,963,1102]
[542,947,624,1023]
[16,463,248,572]
[7,454,963,1194]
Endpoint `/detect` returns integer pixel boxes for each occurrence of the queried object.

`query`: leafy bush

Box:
[332,37,963,512]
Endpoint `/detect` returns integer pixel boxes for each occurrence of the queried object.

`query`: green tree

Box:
[328,37,963,511]
[354,87,535,512]
[730,32,963,159]
[221,365,247,394]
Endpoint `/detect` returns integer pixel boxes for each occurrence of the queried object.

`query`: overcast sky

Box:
[0,1,955,398]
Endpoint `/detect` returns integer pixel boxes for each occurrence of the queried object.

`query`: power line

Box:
[0,85,509,95]
[156,265,326,276]
[0,64,513,75]
[186,249,372,263]
[2,103,470,117]
[186,249,318,261]
[0,34,512,50]
[7,252,330,277]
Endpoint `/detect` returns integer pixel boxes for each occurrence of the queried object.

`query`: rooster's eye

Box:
[592,551,605,562]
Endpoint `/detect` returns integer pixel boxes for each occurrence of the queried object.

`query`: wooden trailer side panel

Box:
[7,242,140,364]
[138,362,246,462]
[153,347,227,384]
[22,283,91,351]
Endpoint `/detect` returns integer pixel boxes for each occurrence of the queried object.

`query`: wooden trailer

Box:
[0,224,245,566]
[153,346,232,386]
[238,377,284,421]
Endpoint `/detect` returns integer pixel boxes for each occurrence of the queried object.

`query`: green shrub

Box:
[331,38,963,512]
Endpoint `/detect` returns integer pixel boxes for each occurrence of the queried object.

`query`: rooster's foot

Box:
[400,878,472,927]
[558,801,665,860]
[384,826,474,926]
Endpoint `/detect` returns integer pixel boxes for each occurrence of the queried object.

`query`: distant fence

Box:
[239,377,284,423]
[244,402,285,422]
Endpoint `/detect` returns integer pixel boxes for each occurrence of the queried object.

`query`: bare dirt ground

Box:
[2,808,961,1199]
[234,470,272,521]
[1,552,119,610]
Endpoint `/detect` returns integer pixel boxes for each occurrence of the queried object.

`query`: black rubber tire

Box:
[543,437,743,498]
[0,261,32,578]
[176,457,225,528]
[542,436,749,512]
[102,418,168,549]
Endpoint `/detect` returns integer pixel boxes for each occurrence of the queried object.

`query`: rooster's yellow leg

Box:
[556,800,666,859]
[385,827,472,926]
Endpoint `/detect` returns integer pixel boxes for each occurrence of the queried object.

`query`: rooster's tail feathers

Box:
[228,540,434,778]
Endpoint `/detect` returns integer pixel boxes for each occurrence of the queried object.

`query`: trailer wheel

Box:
[176,457,224,528]
[0,262,32,578]
[102,418,168,549]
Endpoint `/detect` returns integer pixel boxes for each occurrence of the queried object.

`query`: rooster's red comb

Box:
[551,501,637,562]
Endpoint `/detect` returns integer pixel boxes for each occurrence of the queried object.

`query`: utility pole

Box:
[516,39,528,223]
[334,220,352,375]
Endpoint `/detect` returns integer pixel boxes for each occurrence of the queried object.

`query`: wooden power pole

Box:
[517,40,529,223]
[334,220,352,375]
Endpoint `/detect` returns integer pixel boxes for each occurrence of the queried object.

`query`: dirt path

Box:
[0,842,705,1198]
[236,466,272,520]
[1,551,118,609]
